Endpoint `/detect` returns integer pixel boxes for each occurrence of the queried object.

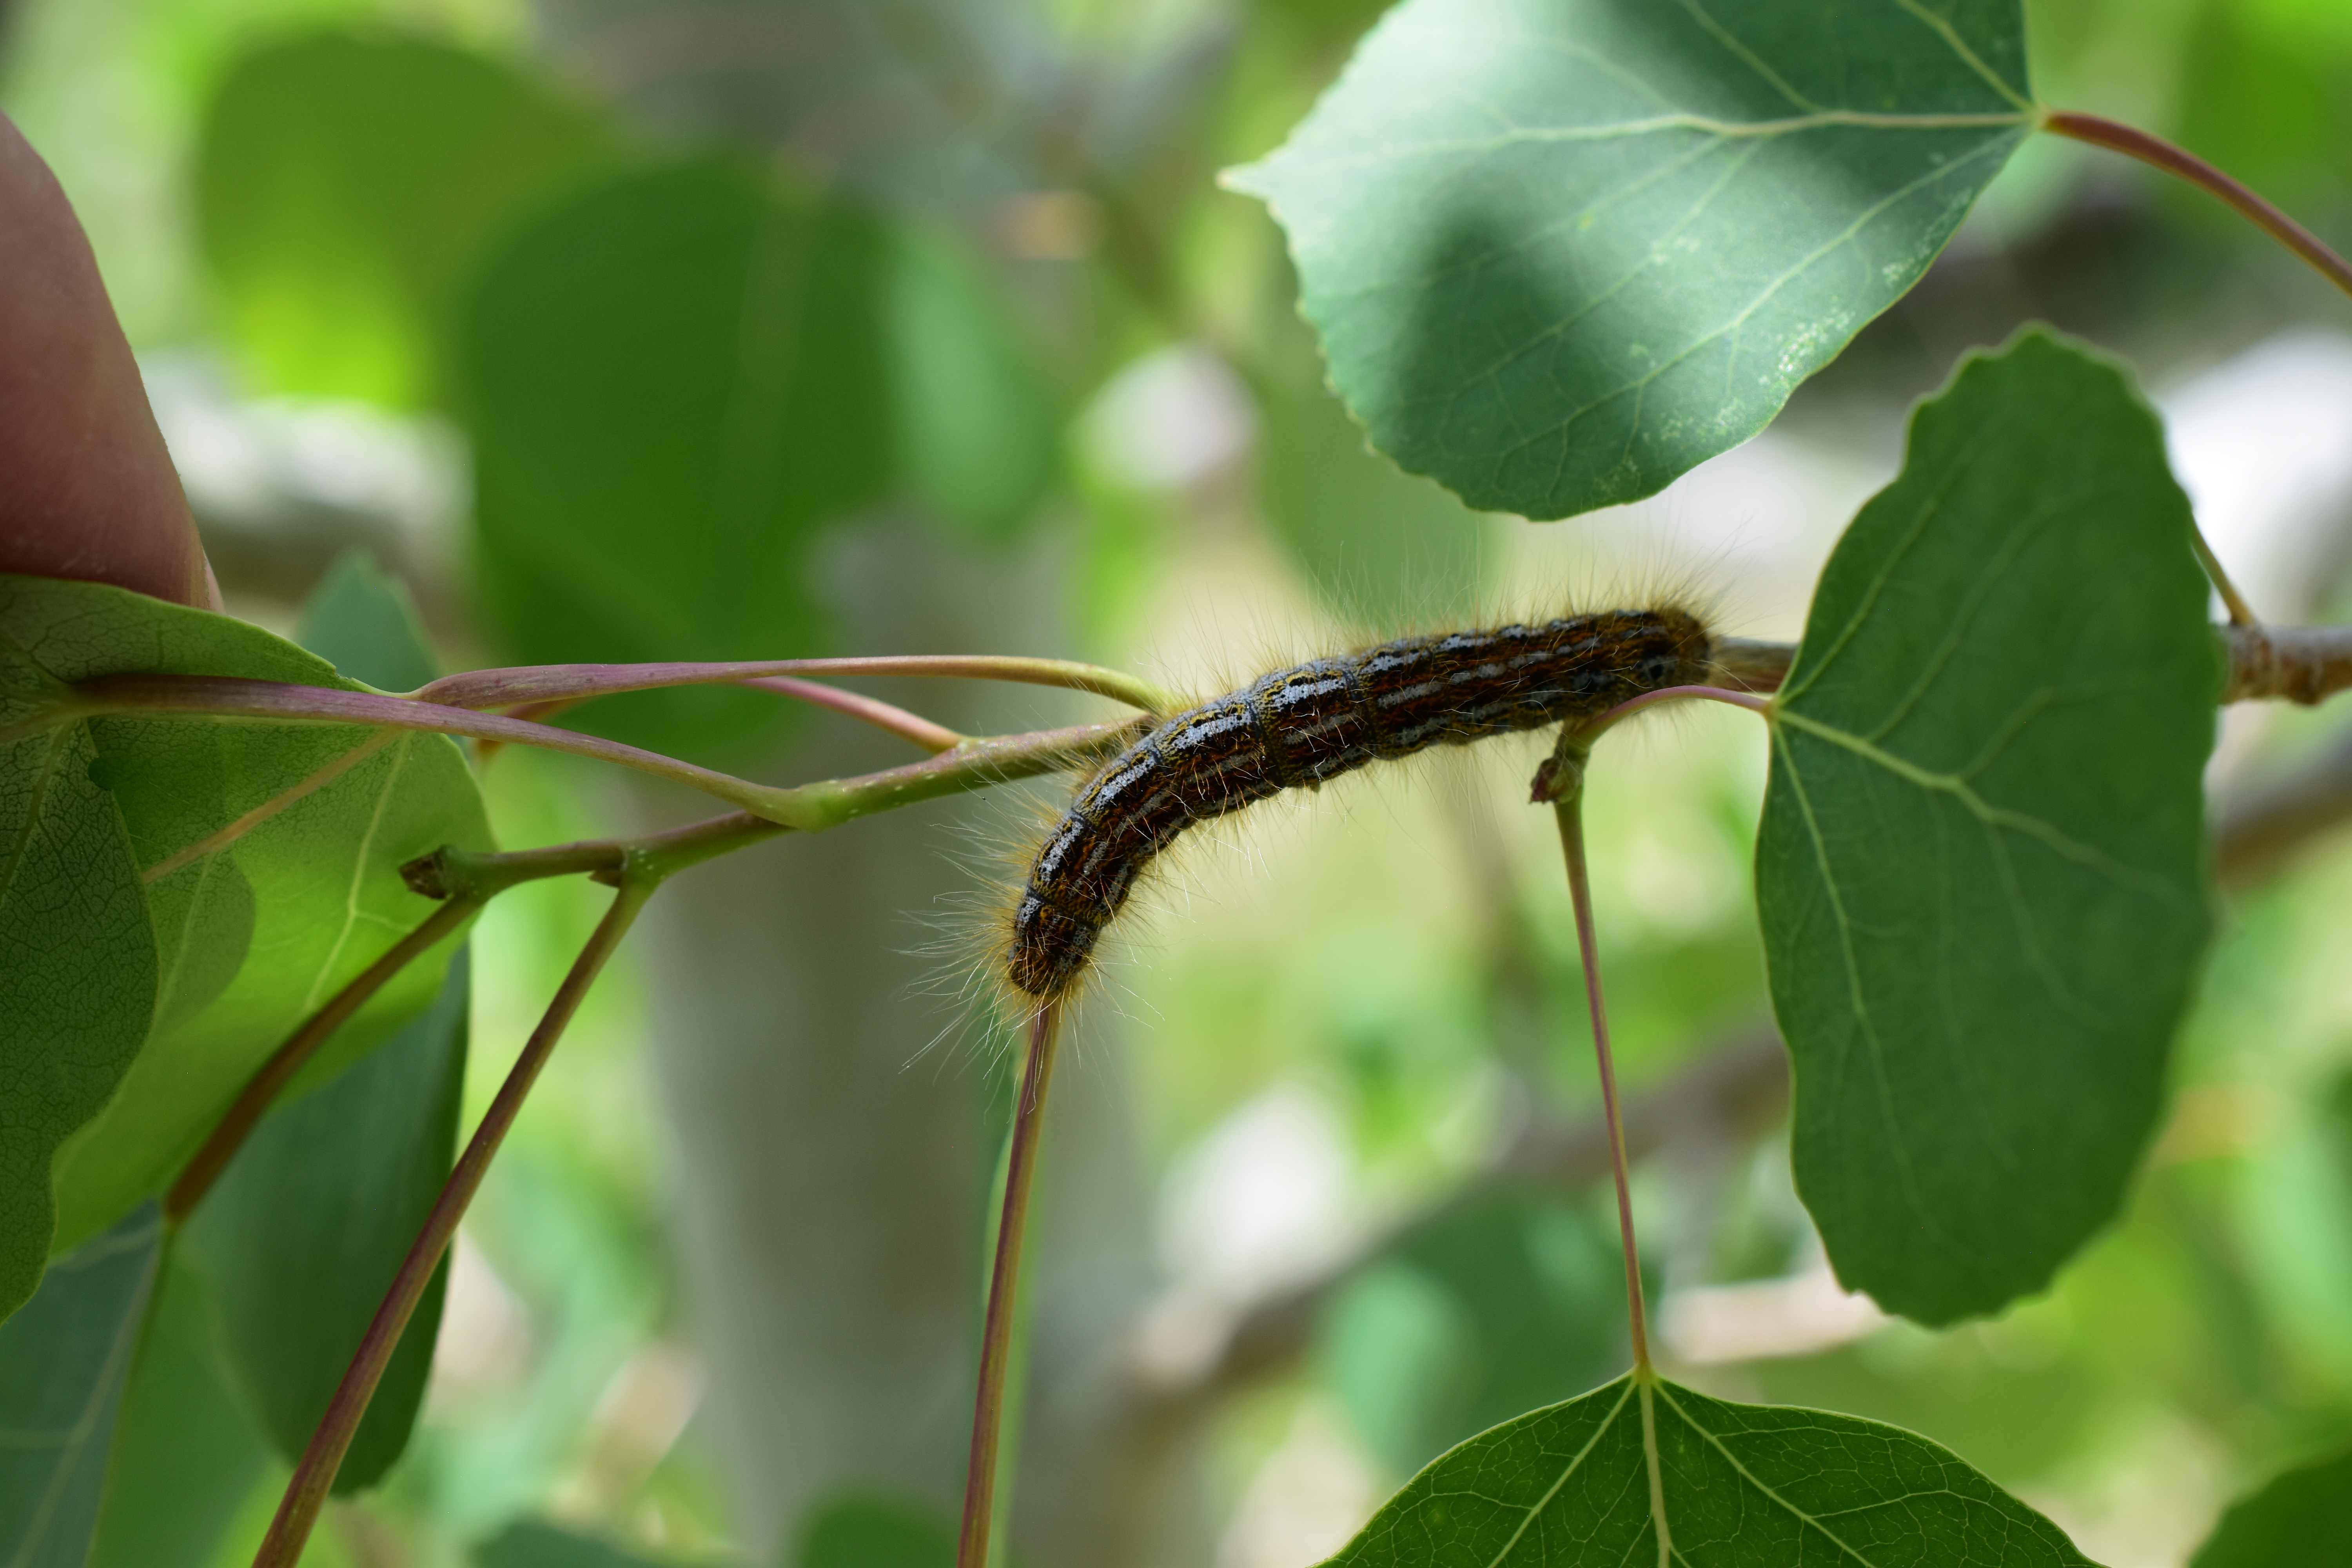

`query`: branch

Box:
[2221,624,2352,705]
[1719,625,2352,707]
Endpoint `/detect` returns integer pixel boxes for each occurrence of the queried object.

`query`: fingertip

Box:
[0,111,214,609]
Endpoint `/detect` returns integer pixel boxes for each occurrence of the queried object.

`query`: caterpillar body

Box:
[1005,606,1715,1000]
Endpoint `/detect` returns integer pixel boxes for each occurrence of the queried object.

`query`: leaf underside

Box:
[0,700,156,1321]
[1325,1371,2090,1566]
[1757,330,2219,1325]
[0,1204,163,1568]
[1229,0,2034,521]
[0,575,491,1258]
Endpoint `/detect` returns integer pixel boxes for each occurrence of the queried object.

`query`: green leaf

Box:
[183,948,467,1492]
[197,27,611,407]
[1756,329,2218,1325]
[1227,0,2035,521]
[461,160,893,757]
[86,1251,270,1568]
[296,551,442,694]
[881,219,1063,546]
[476,1520,662,1568]
[2190,1446,2352,1568]
[793,1491,956,1568]
[0,1203,163,1565]
[1320,1193,1635,1477]
[1326,1371,2090,1566]
[0,575,492,1254]
[0,628,156,1320]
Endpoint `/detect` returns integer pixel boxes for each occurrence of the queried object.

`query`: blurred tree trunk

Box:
[634,518,1205,1566]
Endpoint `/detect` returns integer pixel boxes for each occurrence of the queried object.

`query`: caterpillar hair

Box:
[1002,604,1716,1003]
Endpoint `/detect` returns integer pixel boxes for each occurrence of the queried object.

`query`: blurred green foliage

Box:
[2,0,2350,1560]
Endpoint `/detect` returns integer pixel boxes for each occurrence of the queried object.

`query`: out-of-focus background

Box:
[9,0,2352,1563]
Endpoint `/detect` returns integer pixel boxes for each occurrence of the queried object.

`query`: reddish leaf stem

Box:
[252,875,652,1568]
[1594,683,1773,727]
[1549,781,1651,1373]
[740,676,964,752]
[957,1003,1062,1568]
[166,895,483,1224]
[2043,110,2352,301]
[58,673,792,818]
[417,655,1175,716]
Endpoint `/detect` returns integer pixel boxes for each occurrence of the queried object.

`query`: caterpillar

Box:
[1005,606,1716,1001]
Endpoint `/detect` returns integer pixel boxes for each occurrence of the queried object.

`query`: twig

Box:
[253,876,653,1566]
[1711,637,1795,694]
[1719,626,2352,707]
[958,1003,1063,1568]
[166,897,483,1223]
[417,655,1177,717]
[2222,624,2352,705]
[2043,110,2352,301]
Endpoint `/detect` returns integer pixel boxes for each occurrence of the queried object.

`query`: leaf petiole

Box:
[2042,110,2352,302]
[252,867,655,1567]
[958,1002,1062,1568]
[1537,732,1653,1375]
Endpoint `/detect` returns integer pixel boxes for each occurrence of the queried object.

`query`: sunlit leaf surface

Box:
[1229,0,2034,519]
[1758,330,2218,1325]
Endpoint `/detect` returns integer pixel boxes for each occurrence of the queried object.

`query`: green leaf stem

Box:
[1757,330,2218,1325]
[1229,0,2034,520]
[1323,1371,2089,1566]
[0,576,492,1256]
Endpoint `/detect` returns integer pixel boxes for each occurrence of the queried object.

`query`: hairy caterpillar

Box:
[1004,606,1716,1001]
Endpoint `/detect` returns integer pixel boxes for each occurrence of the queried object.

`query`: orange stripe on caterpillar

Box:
[1007,607,1714,999]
